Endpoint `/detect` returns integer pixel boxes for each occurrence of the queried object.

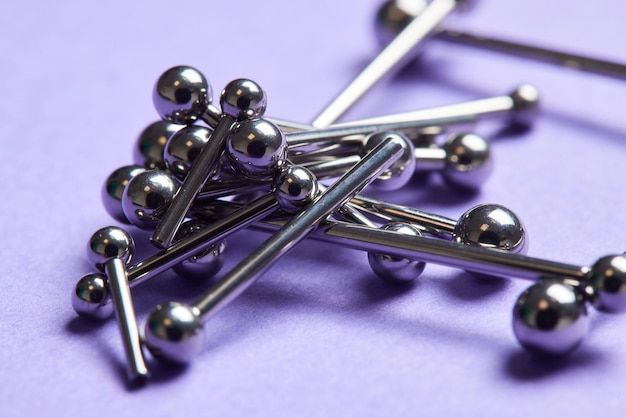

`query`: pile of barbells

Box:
[71,0,626,386]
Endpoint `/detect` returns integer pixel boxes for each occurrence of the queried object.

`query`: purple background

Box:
[2,0,626,416]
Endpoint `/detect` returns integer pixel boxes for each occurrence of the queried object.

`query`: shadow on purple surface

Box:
[440,271,512,302]
[503,346,606,381]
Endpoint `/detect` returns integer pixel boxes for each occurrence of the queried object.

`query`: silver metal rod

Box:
[193,136,405,319]
[311,0,458,127]
[436,29,626,80]
[246,219,587,282]
[105,258,150,385]
[319,221,588,281]
[287,113,476,147]
[349,195,457,234]
[151,116,234,248]
[330,89,527,127]
[202,103,312,133]
[129,194,278,287]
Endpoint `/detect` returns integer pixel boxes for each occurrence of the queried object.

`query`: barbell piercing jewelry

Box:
[303,221,626,355]
[73,165,319,320]
[318,222,626,309]
[85,226,150,384]
[142,135,405,363]
[376,0,626,81]
[151,78,267,249]
[312,0,472,128]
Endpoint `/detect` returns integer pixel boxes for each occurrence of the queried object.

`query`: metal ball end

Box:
[362,132,415,191]
[442,132,493,190]
[173,221,227,281]
[142,302,204,364]
[454,204,527,254]
[86,226,134,271]
[220,79,267,120]
[273,165,319,213]
[122,170,180,230]
[164,125,212,181]
[373,0,426,47]
[368,222,426,283]
[227,118,288,179]
[153,66,211,125]
[134,121,183,170]
[72,273,114,320]
[509,84,540,129]
[102,165,146,224]
[587,255,626,313]
[512,277,589,356]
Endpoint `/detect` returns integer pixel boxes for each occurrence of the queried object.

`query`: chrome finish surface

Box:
[437,29,626,80]
[72,273,113,320]
[332,85,539,131]
[164,125,212,181]
[376,0,626,80]
[153,65,212,125]
[86,226,134,272]
[440,133,492,190]
[142,301,203,364]
[312,0,461,127]
[134,120,183,170]
[273,165,319,213]
[512,278,588,356]
[226,118,288,178]
[454,204,527,254]
[172,221,227,281]
[106,257,151,385]
[88,227,149,384]
[151,79,266,248]
[102,165,146,224]
[73,195,280,320]
[362,132,415,190]
[141,137,404,363]
[121,170,180,230]
[316,221,588,281]
[368,222,426,283]
[587,255,626,312]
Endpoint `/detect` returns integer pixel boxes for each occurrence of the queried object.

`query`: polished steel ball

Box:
[72,273,114,320]
[153,65,211,125]
[442,133,492,190]
[587,255,626,313]
[362,131,415,191]
[509,84,540,129]
[274,165,319,213]
[454,204,527,254]
[86,226,134,272]
[164,125,212,181]
[142,301,204,364]
[368,222,426,283]
[512,277,589,356]
[102,165,146,224]
[173,221,227,281]
[220,79,267,119]
[134,120,183,170]
[122,170,180,230]
[227,118,287,178]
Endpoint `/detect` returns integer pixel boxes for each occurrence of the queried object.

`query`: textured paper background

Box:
[1,0,625,416]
